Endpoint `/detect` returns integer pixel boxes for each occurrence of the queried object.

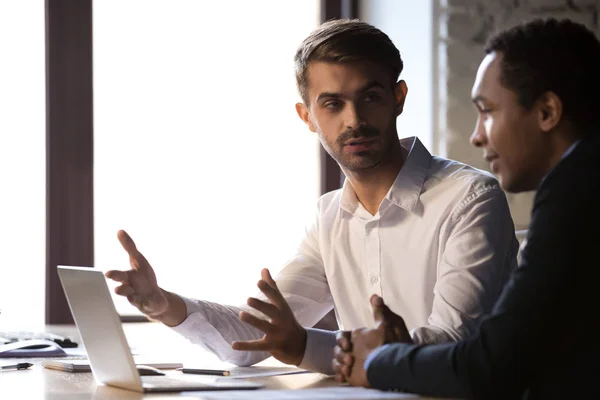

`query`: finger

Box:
[333,345,345,363]
[331,359,347,383]
[105,270,128,283]
[239,311,275,335]
[247,297,279,320]
[256,279,286,309]
[117,230,150,271]
[333,346,354,369]
[114,284,135,297]
[341,363,351,377]
[231,339,271,352]
[261,268,277,287]
[338,336,351,352]
[342,352,353,366]
[336,330,352,351]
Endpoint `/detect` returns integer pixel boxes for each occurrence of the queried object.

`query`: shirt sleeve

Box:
[298,328,338,374]
[171,207,335,368]
[365,158,597,398]
[411,183,518,344]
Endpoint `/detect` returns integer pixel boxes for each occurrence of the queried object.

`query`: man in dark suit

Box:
[332,18,600,399]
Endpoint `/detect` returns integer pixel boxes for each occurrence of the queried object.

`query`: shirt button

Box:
[370,276,379,284]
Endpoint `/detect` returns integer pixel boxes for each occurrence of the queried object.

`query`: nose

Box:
[344,102,366,131]
[470,116,486,148]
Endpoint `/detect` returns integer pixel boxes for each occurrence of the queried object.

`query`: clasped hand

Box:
[332,294,412,387]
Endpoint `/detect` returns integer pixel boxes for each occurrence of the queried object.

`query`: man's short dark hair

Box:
[485,18,600,133]
[294,19,403,105]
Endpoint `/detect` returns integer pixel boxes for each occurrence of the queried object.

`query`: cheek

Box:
[483,117,493,137]
[314,112,342,133]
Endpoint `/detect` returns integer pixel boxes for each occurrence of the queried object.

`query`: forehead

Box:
[471,52,503,100]
[305,61,391,100]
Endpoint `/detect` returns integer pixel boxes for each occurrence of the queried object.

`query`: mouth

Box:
[344,138,378,154]
[484,154,500,173]
[345,137,377,146]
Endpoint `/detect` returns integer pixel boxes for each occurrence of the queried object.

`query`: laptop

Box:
[57,265,263,393]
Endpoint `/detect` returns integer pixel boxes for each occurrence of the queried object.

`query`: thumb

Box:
[370,294,386,323]
[371,295,410,342]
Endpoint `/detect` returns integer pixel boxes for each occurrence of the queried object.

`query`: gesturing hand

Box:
[231,269,307,366]
[332,294,412,386]
[105,230,176,323]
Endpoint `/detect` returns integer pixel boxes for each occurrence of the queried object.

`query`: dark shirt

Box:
[366,134,600,399]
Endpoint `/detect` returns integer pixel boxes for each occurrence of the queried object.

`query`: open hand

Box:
[231,269,307,366]
[105,230,182,324]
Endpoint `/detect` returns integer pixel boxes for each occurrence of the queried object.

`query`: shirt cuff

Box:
[169,296,200,332]
[298,328,337,375]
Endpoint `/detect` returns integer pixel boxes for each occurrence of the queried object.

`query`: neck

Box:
[542,129,580,177]
[343,140,405,215]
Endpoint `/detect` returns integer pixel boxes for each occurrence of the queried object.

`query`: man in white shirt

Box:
[106,19,518,374]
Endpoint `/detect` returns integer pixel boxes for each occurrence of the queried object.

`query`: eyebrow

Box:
[316,81,386,102]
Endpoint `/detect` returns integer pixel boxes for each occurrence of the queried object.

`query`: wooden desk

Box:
[0,323,436,399]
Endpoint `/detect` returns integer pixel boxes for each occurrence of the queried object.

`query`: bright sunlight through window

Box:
[0,1,45,330]
[94,0,321,315]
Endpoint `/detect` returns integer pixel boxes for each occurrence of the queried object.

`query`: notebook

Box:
[57,265,263,393]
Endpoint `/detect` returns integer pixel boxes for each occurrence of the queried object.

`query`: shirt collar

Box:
[561,139,580,161]
[340,137,431,215]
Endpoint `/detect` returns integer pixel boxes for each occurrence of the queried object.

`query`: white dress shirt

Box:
[171,137,518,374]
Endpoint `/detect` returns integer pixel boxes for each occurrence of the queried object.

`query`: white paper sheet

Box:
[227,366,309,379]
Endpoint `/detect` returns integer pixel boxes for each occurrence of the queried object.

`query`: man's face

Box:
[296,61,406,172]
[470,52,547,192]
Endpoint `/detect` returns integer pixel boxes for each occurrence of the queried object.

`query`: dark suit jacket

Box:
[366,134,600,399]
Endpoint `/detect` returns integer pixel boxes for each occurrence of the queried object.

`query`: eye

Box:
[363,92,382,102]
[475,102,491,114]
[323,100,342,110]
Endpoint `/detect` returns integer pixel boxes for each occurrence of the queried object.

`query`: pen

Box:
[0,362,33,371]
[176,368,230,376]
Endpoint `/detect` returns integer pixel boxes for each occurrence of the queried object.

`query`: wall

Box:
[435,0,599,229]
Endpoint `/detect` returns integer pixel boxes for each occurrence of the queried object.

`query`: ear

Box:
[394,80,408,116]
[295,102,317,133]
[537,91,562,132]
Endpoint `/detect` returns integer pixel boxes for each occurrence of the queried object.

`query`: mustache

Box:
[336,125,380,146]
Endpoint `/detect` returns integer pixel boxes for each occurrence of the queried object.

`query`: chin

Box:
[342,155,382,171]
[500,175,537,193]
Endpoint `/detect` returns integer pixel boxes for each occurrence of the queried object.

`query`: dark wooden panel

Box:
[45,0,94,324]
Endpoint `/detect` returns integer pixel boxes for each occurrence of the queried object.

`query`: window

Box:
[93,0,321,315]
[0,1,46,329]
